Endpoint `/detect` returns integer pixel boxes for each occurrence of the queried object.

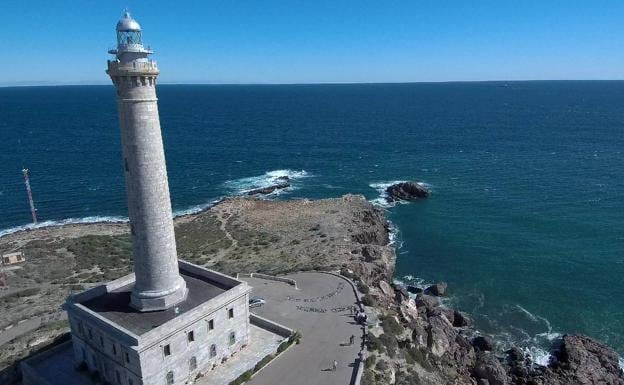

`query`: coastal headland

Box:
[0,195,622,385]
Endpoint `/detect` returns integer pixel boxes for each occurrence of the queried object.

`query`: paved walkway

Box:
[242,273,363,385]
[0,311,66,346]
[198,325,283,385]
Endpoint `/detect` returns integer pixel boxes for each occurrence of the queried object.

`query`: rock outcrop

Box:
[385,181,430,202]
[528,335,624,385]
[246,182,290,196]
[424,282,447,296]
[362,277,624,385]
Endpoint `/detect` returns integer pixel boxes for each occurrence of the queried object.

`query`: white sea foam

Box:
[172,198,223,217]
[368,180,430,208]
[619,357,624,371]
[0,216,128,238]
[387,220,404,249]
[0,198,231,238]
[525,346,552,367]
[393,275,428,294]
[223,169,310,196]
[0,169,311,238]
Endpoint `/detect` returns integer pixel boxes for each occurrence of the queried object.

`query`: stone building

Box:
[65,262,250,385]
[59,12,252,385]
[1,251,25,265]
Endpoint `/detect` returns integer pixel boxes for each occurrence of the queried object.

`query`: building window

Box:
[112,343,117,355]
[88,328,93,340]
[228,308,234,319]
[208,319,214,331]
[229,332,236,346]
[210,344,217,358]
[166,371,174,385]
[189,356,197,371]
[187,330,194,343]
[99,335,104,347]
[78,322,84,336]
[124,158,129,172]
[163,344,171,357]
[124,351,130,364]
[115,370,121,384]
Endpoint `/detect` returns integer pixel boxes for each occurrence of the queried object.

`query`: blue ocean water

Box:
[1,82,623,360]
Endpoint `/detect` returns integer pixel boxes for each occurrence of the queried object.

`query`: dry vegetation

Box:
[0,195,393,371]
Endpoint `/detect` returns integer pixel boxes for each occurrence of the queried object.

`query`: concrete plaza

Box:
[242,272,364,385]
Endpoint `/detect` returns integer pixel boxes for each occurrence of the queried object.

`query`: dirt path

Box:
[214,209,238,259]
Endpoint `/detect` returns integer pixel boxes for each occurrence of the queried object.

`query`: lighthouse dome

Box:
[117,11,141,32]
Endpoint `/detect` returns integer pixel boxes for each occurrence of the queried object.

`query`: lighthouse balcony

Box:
[107,60,159,76]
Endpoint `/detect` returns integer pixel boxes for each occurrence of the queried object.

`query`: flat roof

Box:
[80,271,231,335]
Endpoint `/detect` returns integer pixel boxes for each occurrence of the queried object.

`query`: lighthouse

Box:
[106,11,187,311]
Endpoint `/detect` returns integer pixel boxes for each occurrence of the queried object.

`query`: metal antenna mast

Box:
[22,168,38,224]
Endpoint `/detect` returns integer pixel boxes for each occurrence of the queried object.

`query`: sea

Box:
[1,82,623,364]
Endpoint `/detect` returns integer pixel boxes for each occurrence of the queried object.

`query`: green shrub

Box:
[365,354,376,368]
[362,369,376,385]
[366,332,381,351]
[254,354,275,372]
[379,333,398,358]
[358,282,370,294]
[375,359,390,371]
[382,316,403,336]
[362,294,376,307]
[407,347,433,371]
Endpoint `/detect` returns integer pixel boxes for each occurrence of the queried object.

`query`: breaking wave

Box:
[0,170,311,238]
[392,274,566,368]
[0,216,128,238]
[223,169,310,196]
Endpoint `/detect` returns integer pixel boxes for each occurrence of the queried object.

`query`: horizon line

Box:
[1,79,623,88]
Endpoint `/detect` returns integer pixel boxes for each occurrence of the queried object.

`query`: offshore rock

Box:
[247,182,290,196]
[385,181,430,202]
[406,285,423,294]
[424,282,448,296]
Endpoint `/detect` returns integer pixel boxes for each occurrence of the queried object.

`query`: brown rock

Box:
[473,336,495,352]
[540,335,624,385]
[473,353,509,385]
[424,282,448,296]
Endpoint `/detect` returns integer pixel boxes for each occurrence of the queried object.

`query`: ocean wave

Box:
[223,169,310,196]
[369,180,430,208]
[387,220,404,249]
[172,198,223,217]
[490,305,562,367]
[0,216,128,238]
[393,275,429,294]
[0,199,228,238]
[392,277,565,368]
[0,169,311,238]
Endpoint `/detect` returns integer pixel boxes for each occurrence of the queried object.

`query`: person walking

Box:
[332,360,338,372]
[349,334,355,345]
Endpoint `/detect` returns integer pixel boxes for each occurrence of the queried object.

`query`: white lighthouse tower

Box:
[106,11,187,311]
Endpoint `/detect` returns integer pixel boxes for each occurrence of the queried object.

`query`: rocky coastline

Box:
[0,194,622,385]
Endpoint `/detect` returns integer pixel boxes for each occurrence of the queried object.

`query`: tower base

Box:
[130,277,188,312]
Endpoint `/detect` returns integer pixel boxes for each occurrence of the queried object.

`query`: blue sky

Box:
[1,1,622,84]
